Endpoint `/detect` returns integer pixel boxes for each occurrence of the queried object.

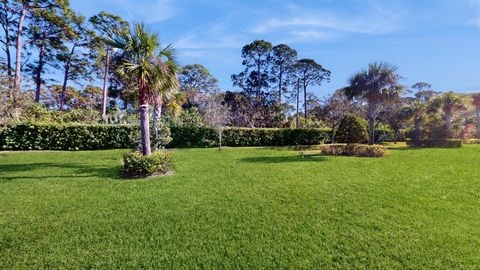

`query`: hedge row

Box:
[0,123,136,150]
[169,126,333,148]
[406,139,463,148]
[0,123,404,150]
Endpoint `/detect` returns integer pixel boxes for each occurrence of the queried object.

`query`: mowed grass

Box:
[0,146,480,269]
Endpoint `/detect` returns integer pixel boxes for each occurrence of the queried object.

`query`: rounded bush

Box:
[335,114,368,144]
[123,150,174,177]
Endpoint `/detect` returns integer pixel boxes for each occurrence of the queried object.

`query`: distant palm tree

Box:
[439,92,466,136]
[108,23,179,155]
[472,94,480,137]
[343,62,403,145]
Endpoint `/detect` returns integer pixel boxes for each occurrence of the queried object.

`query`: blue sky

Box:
[71,0,480,98]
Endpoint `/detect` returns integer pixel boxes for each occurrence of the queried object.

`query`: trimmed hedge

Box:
[406,139,463,148]
[320,144,387,157]
[170,127,332,148]
[0,123,135,150]
[465,139,480,145]
[0,123,406,150]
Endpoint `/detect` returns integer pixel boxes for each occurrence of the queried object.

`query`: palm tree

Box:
[409,88,438,142]
[473,94,480,138]
[108,23,179,155]
[439,92,466,136]
[343,62,403,145]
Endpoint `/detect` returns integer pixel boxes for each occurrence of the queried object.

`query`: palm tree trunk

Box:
[140,104,152,156]
[153,102,162,138]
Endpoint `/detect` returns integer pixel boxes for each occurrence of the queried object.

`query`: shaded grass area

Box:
[1,146,480,268]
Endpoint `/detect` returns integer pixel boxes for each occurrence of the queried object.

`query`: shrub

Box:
[465,139,480,144]
[169,126,217,148]
[336,114,368,144]
[406,139,463,148]
[123,150,174,177]
[170,127,332,148]
[320,144,387,157]
[0,123,135,150]
[0,123,405,150]
[374,128,407,143]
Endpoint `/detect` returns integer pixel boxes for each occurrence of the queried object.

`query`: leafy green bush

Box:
[374,128,407,143]
[169,126,217,148]
[123,150,174,177]
[0,123,405,151]
[0,123,135,150]
[320,144,387,157]
[170,127,332,148]
[336,114,368,144]
[465,139,480,144]
[406,139,463,148]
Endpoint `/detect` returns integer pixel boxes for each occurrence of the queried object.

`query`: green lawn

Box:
[1,146,479,269]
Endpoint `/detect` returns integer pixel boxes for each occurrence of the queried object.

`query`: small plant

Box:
[123,150,174,177]
[320,144,387,157]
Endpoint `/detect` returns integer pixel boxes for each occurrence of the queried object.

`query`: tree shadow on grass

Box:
[0,162,123,181]
[241,153,327,164]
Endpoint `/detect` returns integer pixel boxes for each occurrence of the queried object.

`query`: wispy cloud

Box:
[174,15,249,50]
[108,0,179,23]
[250,1,406,36]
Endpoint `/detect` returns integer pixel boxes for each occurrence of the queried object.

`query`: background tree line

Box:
[1,0,480,148]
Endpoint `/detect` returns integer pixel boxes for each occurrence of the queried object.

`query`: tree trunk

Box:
[60,60,70,111]
[34,40,46,103]
[218,129,222,151]
[5,38,12,78]
[445,111,452,137]
[2,1,13,78]
[367,102,376,145]
[60,45,75,111]
[14,4,26,91]
[414,116,422,142]
[331,127,335,144]
[296,79,300,129]
[278,66,283,104]
[101,48,110,120]
[476,106,480,138]
[140,104,152,156]
[303,80,307,119]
